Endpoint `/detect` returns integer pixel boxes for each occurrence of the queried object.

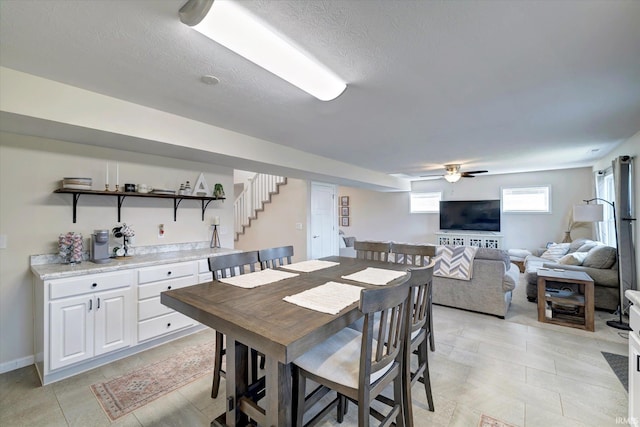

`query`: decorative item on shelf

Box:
[184,181,192,195]
[214,183,225,198]
[61,177,92,190]
[178,183,186,195]
[193,173,210,196]
[58,232,83,264]
[112,223,135,257]
[210,216,221,248]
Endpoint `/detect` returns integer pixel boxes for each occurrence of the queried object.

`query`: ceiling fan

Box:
[421,164,488,183]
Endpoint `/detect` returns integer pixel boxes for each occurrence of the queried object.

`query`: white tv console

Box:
[436,231,503,249]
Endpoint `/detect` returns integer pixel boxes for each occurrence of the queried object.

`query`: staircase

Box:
[234,173,287,241]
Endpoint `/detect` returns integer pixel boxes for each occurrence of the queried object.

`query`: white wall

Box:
[0,132,234,370]
[338,167,595,250]
[235,178,309,262]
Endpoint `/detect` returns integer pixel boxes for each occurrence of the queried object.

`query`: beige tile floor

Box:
[0,276,630,426]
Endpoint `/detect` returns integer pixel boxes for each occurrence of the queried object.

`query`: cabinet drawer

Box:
[631,304,640,332]
[138,312,195,342]
[198,272,213,284]
[138,262,194,285]
[49,270,133,300]
[198,259,210,274]
[138,275,195,300]
[138,297,172,321]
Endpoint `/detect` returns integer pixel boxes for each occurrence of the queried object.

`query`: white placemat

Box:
[283,282,363,314]
[341,267,408,286]
[280,260,339,273]
[218,269,299,289]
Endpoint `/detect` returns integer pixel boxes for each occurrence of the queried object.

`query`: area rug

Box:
[479,414,517,427]
[602,351,629,392]
[91,341,215,420]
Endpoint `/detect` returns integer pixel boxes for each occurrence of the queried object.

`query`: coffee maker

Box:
[90,230,111,263]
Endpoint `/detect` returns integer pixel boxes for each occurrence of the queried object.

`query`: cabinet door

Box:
[50,295,94,370]
[630,332,640,425]
[94,287,133,357]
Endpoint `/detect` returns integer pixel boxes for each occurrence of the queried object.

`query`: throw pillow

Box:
[568,239,593,253]
[540,243,571,261]
[558,252,588,266]
[576,242,599,253]
[583,245,617,269]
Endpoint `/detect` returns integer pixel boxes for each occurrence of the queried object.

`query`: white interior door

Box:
[309,182,338,259]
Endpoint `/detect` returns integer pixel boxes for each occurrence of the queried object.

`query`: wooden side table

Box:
[537,269,594,331]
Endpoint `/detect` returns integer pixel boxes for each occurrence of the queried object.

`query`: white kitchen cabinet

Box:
[629,302,640,426]
[47,271,133,371]
[198,258,213,283]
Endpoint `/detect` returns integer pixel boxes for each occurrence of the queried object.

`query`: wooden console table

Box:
[537,269,594,331]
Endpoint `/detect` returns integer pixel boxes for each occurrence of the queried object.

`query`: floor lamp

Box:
[574,198,631,331]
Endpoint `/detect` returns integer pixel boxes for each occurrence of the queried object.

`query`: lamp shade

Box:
[573,203,604,222]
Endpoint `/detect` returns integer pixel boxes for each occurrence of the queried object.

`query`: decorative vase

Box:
[562,231,572,243]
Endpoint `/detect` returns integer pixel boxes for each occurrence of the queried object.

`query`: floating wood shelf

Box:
[54,188,225,223]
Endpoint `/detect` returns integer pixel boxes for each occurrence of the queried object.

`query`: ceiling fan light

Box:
[179,0,346,101]
[444,173,461,183]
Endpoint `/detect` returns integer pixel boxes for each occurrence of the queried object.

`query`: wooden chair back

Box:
[208,251,259,279]
[258,245,293,269]
[354,240,391,262]
[406,265,434,338]
[390,242,436,266]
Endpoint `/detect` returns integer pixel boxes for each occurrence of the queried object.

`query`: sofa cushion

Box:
[540,243,570,261]
[558,252,589,266]
[576,241,599,253]
[476,248,510,270]
[568,238,593,253]
[583,245,617,269]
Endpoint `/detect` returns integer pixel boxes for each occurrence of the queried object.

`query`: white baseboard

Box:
[0,355,35,374]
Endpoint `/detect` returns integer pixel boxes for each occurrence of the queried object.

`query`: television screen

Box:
[439,200,501,232]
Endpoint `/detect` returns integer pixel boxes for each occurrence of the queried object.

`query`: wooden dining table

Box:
[160,256,410,427]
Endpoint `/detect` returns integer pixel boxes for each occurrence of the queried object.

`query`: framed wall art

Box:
[341,216,350,227]
[341,206,350,216]
[340,196,349,206]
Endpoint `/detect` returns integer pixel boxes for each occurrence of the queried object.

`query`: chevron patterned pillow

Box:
[434,245,478,280]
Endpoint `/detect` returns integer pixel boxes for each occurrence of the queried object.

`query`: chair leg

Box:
[395,374,406,427]
[420,341,434,412]
[428,299,435,352]
[293,366,307,427]
[337,394,346,423]
[211,331,224,398]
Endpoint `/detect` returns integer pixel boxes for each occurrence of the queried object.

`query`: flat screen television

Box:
[439,200,501,232]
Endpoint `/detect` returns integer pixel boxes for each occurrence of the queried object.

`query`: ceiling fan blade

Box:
[419,174,444,178]
[461,174,476,178]
[462,170,488,175]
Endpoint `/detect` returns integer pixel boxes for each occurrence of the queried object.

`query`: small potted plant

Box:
[214,183,225,198]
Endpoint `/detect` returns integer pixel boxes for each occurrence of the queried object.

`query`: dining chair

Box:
[208,251,260,398]
[258,245,294,269]
[354,240,391,262]
[402,265,435,422]
[292,274,412,427]
[390,243,436,351]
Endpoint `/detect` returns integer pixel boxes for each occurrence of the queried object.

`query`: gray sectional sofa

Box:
[523,238,619,312]
[432,248,520,318]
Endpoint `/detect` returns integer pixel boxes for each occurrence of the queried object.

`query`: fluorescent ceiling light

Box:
[179,0,346,101]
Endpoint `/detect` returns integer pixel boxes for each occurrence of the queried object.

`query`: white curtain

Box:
[594,168,616,246]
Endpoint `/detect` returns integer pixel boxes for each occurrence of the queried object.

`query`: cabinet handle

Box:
[637,355,640,372]
[167,285,172,290]
[167,271,172,276]
[89,299,92,311]
[92,283,97,288]
[97,297,100,309]
[167,323,172,328]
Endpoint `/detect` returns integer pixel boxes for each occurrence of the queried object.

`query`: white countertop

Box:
[31,246,238,280]
[626,289,640,306]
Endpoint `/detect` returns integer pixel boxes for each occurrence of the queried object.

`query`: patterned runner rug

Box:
[91,341,214,420]
[479,414,517,427]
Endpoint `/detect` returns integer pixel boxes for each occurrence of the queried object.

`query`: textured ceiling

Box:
[1,0,639,180]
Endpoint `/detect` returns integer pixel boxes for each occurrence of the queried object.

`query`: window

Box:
[502,186,551,213]
[597,171,616,246]
[410,192,441,213]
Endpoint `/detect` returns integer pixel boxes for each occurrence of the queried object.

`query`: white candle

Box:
[116,162,119,185]
[213,216,220,225]
[106,162,109,185]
